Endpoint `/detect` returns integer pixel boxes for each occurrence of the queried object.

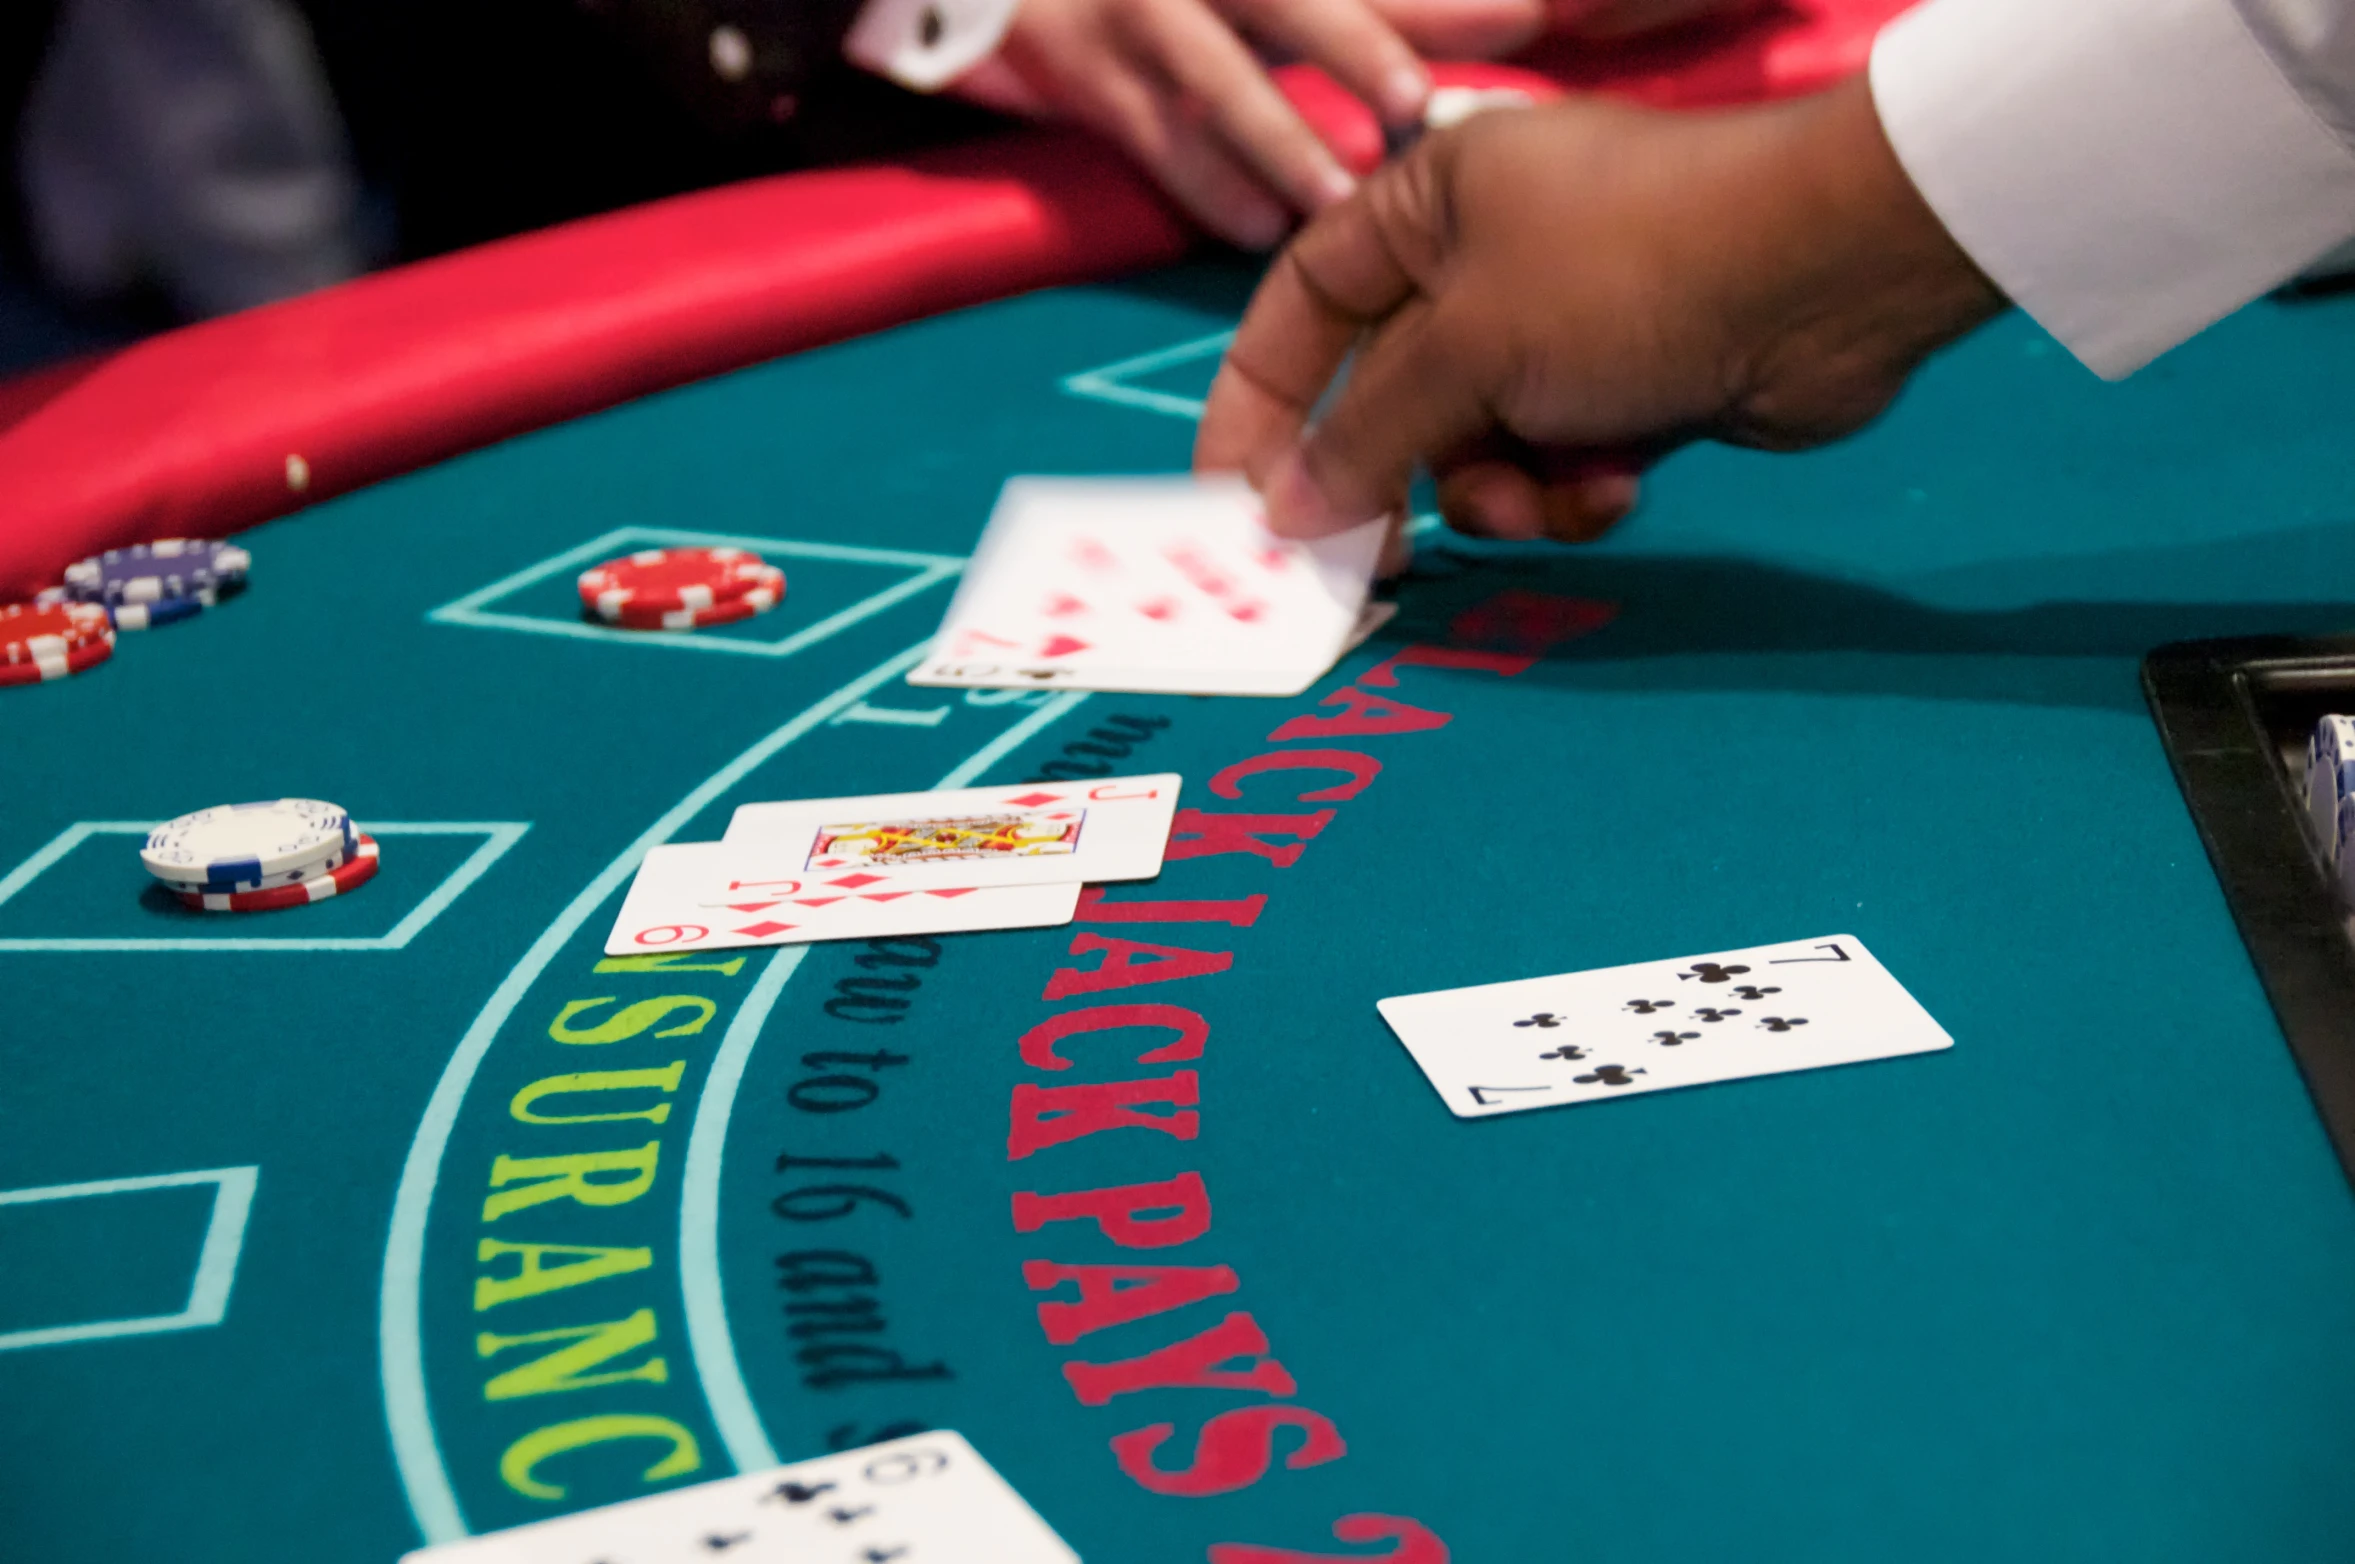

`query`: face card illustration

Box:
[724,774,1181,890]
[908,474,1387,696]
[604,841,1081,955]
[809,811,1084,866]
[400,1430,1079,1563]
[1377,934,1952,1119]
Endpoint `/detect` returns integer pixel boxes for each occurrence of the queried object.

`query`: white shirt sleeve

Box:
[1870,0,2355,378]
[843,0,1020,91]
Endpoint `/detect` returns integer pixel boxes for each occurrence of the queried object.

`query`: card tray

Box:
[2144,635,2355,1188]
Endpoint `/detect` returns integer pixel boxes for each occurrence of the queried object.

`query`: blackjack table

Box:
[6,12,2355,1564]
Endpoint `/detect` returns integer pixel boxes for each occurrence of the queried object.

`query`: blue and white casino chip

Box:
[162,838,357,894]
[38,583,213,630]
[64,538,250,607]
[2338,808,2355,906]
[140,799,355,891]
[2306,714,2355,866]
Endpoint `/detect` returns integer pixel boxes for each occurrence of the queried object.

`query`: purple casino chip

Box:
[63,538,250,606]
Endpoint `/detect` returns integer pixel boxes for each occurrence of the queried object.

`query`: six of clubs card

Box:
[908,475,1388,697]
[400,1431,1077,1564]
[1378,935,1952,1118]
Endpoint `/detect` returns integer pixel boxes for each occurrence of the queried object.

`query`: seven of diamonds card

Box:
[1376,934,1952,1119]
[906,474,1387,696]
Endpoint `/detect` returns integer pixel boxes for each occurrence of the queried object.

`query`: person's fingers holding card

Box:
[913,477,1384,695]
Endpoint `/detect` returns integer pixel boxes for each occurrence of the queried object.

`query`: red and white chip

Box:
[578,548,786,618]
[0,631,113,687]
[1,599,112,665]
[175,835,380,912]
[603,584,782,632]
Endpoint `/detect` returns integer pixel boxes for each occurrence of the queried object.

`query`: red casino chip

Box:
[176,835,380,911]
[578,548,785,617]
[0,630,114,687]
[602,583,782,632]
[1,600,112,664]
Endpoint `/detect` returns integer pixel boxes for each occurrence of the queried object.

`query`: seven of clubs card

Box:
[908,475,1387,697]
[400,1432,1077,1563]
[1378,935,1952,1118]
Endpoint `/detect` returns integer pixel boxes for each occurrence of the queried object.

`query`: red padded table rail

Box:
[0,0,1911,600]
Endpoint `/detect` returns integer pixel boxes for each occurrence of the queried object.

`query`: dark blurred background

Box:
[0,0,99,376]
[0,0,998,379]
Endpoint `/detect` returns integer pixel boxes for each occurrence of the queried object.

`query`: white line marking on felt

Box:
[677,945,805,1474]
[0,1167,258,1352]
[672,692,1091,1474]
[0,822,528,953]
[378,646,927,1544]
[934,690,1090,788]
[379,645,1089,1543]
[1059,328,1235,422]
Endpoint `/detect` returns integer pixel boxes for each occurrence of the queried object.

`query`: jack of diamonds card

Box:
[1377,935,1952,1119]
[723,775,1181,891]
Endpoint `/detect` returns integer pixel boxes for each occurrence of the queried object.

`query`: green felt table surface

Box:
[5,258,2355,1564]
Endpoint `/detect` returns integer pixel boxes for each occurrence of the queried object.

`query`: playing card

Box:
[604,841,1082,956]
[722,775,1181,893]
[1337,599,1397,662]
[908,475,1387,697]
[1377,934,1951,1118]
[400,1430,1078,1563]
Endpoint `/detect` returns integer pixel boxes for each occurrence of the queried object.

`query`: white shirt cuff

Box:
[844,0,1020,92]
[1871,0,2355,379]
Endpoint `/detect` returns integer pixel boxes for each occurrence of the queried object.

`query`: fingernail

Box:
[1384,66,1431,123]
[1229,202,1289,251]
[1267,450,1346,536]
[1588,472,1640,518]
[1314,162,1357,209]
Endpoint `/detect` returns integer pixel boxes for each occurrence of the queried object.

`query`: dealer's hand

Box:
[1194,76,2006,543]
[1366,0,1765,56]
[954,0,1436,249]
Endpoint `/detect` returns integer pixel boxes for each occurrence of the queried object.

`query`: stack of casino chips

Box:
[51,537,251,630]
[2,536,252,692]
[0,599,116,687]
[577,546,786,631]
[139,798,381,913]
[2307,715,2355,898]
